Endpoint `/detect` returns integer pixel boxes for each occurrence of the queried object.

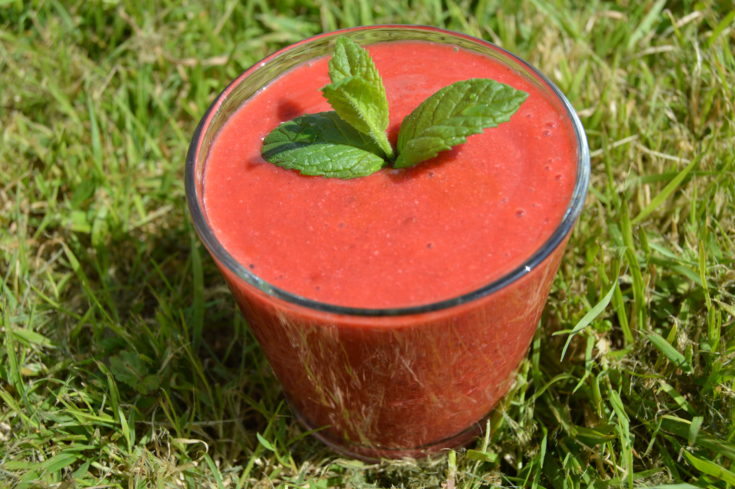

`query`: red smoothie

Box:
[189,26,588,459]
[204,42,575,308]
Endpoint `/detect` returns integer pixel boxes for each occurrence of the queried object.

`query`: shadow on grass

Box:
[56,206,334,470]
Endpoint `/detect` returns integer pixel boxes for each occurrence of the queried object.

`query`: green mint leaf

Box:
[328,36,382,85]
[394,78,528,168]
[322,37,393,159]
[262,111,386,179]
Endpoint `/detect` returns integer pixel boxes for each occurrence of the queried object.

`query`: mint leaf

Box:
[322,37,393,159]
[328,36,382,85]
[262,111,386,179]
[394,79,528,168]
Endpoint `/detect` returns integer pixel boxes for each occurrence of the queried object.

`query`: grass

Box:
[1,0,734,487]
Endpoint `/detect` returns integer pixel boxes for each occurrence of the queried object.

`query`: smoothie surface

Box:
[203,41,577,308]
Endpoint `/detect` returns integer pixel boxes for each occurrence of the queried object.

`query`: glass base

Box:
[289,400,491,461]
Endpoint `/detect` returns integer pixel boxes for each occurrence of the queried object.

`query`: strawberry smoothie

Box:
[187,26,589,459]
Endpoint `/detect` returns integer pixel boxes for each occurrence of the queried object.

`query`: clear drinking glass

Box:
[186,25,590,460]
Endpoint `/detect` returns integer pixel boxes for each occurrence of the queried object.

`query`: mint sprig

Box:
[261,37,528,179]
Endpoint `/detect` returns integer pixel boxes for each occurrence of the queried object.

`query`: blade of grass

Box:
[683,451,735,485]
[554,279,617,361]
[632,156,699,225]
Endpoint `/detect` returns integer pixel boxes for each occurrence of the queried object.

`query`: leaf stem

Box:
[374,133,395,161]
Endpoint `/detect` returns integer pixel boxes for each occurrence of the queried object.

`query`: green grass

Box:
[1,0,734,487]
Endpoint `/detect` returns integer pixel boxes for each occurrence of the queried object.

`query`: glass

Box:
[186,25,590,459]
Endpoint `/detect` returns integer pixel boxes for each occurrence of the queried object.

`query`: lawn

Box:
[1,1,734,487]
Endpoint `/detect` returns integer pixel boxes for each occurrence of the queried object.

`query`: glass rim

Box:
[186,24,591,318]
